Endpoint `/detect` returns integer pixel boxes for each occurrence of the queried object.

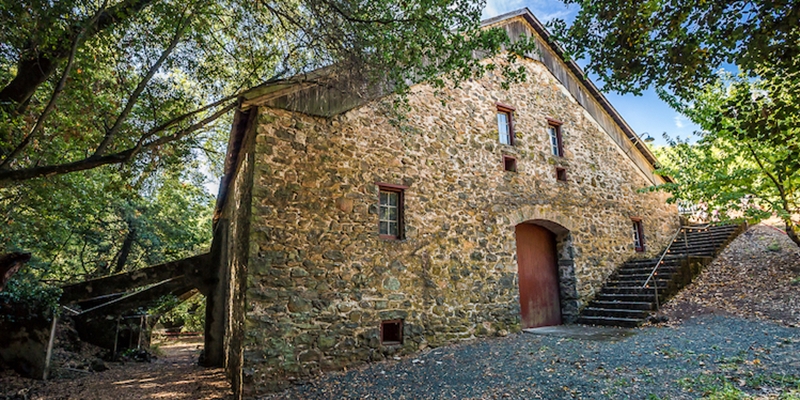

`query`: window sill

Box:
[379,234,403,241]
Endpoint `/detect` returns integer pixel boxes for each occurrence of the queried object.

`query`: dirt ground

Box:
[656,224,800,327]
[0,337,232,400]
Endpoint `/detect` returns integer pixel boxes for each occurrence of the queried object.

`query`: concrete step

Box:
[576,223,744,327]
[616,267,679,276]
[588,300,654,311]
[580,307,650,319]
[623,257,684,266]
[613,271,676,280]
[595,293,658,302]
[602,286,666,295]
[576,316,642,328]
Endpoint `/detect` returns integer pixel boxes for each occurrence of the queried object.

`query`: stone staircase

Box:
[576,223,746,327]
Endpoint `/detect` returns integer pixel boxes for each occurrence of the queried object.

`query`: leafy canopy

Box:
[549,1,800,97]
[0,0,534,185]
[651,66,800,247]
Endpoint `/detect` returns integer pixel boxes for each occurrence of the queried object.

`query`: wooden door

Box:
[515,223,562,328]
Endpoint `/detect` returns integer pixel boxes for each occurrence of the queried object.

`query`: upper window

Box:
[496,103,515,145]
[547,119,564,157]
[378,184,405,240]
[632,219,645,252]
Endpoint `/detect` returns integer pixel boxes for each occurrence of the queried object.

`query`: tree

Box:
[0,0,533,186]
[1,163,216,283]
[549,1,800,97]
[651,68,800,247]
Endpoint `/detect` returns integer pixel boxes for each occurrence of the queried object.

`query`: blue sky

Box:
[483,0,700,146]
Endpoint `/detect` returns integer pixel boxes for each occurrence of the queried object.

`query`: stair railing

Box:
[641,225,685,310]
[641,223,714,309]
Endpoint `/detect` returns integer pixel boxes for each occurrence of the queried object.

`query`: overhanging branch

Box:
[0,101,236,186]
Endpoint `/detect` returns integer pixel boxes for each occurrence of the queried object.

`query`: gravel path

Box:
[258,316,799,400]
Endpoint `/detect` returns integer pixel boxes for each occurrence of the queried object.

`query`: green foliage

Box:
[648,67,800,247]
[155,293,205,333]
[1,165,214,283]
[0,0,536,185]
[0,269,61,320]
[680,373,800,399]
[549,1,799,98]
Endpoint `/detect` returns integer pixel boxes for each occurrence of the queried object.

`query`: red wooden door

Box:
[515,223,562,328]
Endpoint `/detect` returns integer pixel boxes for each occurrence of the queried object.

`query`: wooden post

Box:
[43,309,58,380]
[112,317,121,360]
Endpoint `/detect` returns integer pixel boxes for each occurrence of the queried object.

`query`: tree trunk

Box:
[0,56,58,115]
[0,252,32,291]
[113,228,137,274]
[785,218,800,248]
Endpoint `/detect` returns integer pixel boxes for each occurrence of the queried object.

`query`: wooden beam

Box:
[60,253,210,304]
[76,276,193,318]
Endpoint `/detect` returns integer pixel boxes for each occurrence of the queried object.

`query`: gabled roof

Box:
[236,8,668,185]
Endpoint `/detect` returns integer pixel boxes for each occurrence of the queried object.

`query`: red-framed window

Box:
[497,103,515,145]
[380,319,403,345]
[377,183,406,240]
[547,118,564,157]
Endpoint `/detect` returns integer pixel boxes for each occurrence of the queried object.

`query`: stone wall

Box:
[214,109,257,397]
[241,56,679,394]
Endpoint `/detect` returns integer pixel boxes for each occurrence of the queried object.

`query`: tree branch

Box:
[0,7,104,170]
[94,14,190,156]
[746,142,786,200]
[0,102,236,186]
[0,0,155,114]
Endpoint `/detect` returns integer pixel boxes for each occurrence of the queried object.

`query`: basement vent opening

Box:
[380,319,403,345]
[556,167,567,182]
[503,155,517,172]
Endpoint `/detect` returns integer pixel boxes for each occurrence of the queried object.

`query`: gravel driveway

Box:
[260,315,800,399]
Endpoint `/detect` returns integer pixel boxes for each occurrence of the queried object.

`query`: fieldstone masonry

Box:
[235,52,679,395]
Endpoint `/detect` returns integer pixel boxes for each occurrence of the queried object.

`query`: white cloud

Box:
[674,115,685,129]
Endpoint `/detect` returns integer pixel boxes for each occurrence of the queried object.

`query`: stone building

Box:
[208,8,679,398]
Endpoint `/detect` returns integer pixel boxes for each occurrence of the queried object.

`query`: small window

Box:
[497,104,515,145]
[381,319,403,345]
[503,155,517,172]
[555,167,567,182]
[547,120,564,157]
[378,184,405,240]
[632,219,645,252]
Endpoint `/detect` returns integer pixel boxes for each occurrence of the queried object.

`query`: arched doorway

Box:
[515,221,564,328]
